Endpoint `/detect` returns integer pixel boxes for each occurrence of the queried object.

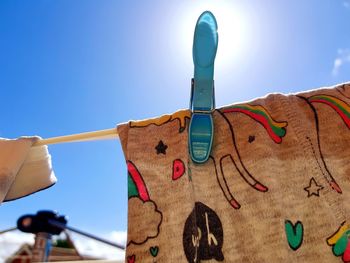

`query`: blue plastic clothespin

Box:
[189,11,218,164]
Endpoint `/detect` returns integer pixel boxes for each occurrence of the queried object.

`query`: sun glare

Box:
[177,1,253,70]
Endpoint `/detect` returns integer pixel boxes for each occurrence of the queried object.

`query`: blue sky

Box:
[0,0,349,255]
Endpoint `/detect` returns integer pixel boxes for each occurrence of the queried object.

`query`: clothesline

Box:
[33,128,119,147]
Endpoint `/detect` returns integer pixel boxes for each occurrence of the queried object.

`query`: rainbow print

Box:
[127,161,150,201]
[220,104,287,143]
[309,95,350,129]
[327,222,350,262]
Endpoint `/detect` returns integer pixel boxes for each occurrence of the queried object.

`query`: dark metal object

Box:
[17,210,67,235]
[0,227,17,234]
[48,219,125,250]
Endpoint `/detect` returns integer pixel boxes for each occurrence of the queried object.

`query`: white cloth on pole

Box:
[0,137,56,203]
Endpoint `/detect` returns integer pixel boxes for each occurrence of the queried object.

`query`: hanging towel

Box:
[117,82,350,263]
[0,137,56,203]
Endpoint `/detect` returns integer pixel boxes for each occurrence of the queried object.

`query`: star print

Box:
[248,135,255,143]
[304,177,324,197]
[155,140,168,155]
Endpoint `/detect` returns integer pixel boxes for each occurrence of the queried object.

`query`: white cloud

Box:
[0,229,126,262]
[109,231,127,246]
[0,231,34,261]
[69,230,127,260]
[332,49,350,76]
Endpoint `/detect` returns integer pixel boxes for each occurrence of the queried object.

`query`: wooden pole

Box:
[32,232,52,262]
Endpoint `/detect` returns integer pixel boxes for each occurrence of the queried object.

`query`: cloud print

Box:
[127,197,162,246]
[332,49,350,76]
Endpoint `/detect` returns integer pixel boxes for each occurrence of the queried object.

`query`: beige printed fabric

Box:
[117,83,350,263]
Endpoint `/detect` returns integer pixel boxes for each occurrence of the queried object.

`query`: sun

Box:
[177,1,253,71]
